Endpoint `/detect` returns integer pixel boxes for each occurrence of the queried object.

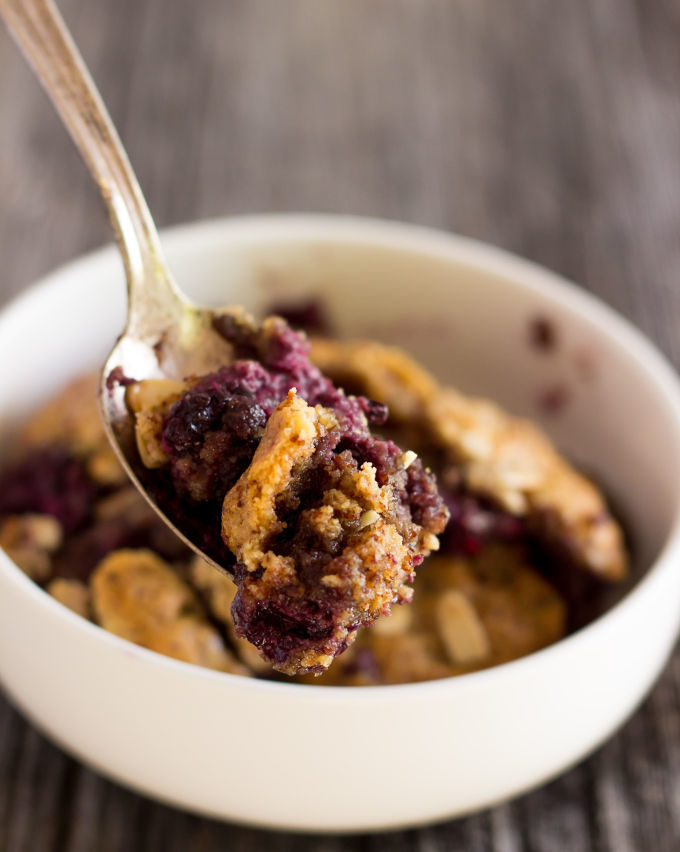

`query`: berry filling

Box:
[440,488,528,557]
[0,447,96,533]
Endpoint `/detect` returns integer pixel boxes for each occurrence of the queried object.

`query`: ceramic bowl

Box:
[1,215,680,832]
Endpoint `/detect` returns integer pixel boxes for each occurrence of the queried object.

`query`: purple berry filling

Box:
[0,444,192,585]
[440,488,528,556]
[232,585,339,671]
[266,299,331,335]
[0,447,97,533]
[52,505,190,584]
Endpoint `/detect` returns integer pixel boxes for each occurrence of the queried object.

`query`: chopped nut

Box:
[398,450,418,470]
[358,509,380,529]
[125,379,187,469]
[321,574,346,588]
[435,589,491,665]
[421,531,440,552]
[372,602,413,636]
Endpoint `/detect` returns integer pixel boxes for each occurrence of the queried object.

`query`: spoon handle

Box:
[0,0,183,330]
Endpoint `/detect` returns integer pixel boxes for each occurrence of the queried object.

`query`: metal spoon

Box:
[0,0,233,570]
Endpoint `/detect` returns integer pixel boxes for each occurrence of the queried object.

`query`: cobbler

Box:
[0,318,627,685]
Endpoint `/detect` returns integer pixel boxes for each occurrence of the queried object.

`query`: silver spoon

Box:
[0,0,233,570]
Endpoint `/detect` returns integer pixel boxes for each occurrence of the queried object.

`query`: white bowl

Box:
[1,215,680,833]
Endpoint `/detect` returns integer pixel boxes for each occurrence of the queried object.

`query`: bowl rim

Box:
[2,211,680,700]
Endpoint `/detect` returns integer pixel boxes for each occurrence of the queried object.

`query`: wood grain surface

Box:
[1,1,679,849]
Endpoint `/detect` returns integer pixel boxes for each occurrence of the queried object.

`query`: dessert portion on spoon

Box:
[123,311,448,674]
[0,0,447,674]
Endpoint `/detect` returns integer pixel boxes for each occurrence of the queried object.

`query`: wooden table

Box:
[1,1,679,849]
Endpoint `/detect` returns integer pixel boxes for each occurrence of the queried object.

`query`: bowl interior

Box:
[1,216,679,594]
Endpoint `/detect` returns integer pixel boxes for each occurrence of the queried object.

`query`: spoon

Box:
[0,0,234,570]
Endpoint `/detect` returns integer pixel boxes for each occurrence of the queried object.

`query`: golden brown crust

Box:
[303,546,567,686]
[310,337,438,422]
[221,390,328,569]
[3,319,627,685]
[91,549,249,675]
[426,390,626,581]
[221,390,418,675]
[310,338,627,581]
[418,549,566,667]
[21,374,103,455]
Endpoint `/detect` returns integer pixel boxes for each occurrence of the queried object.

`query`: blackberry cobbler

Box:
[0,314,628,685]
[119,311,448,674]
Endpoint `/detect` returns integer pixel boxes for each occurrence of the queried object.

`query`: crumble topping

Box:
[310,337,438,424]
[303,546,567,685]
[91,548,248,674]
[435,589,492,665]
[310,337,627,582]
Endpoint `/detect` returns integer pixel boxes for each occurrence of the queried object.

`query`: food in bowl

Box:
[119,309,448,674]
[0,310,627,685]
